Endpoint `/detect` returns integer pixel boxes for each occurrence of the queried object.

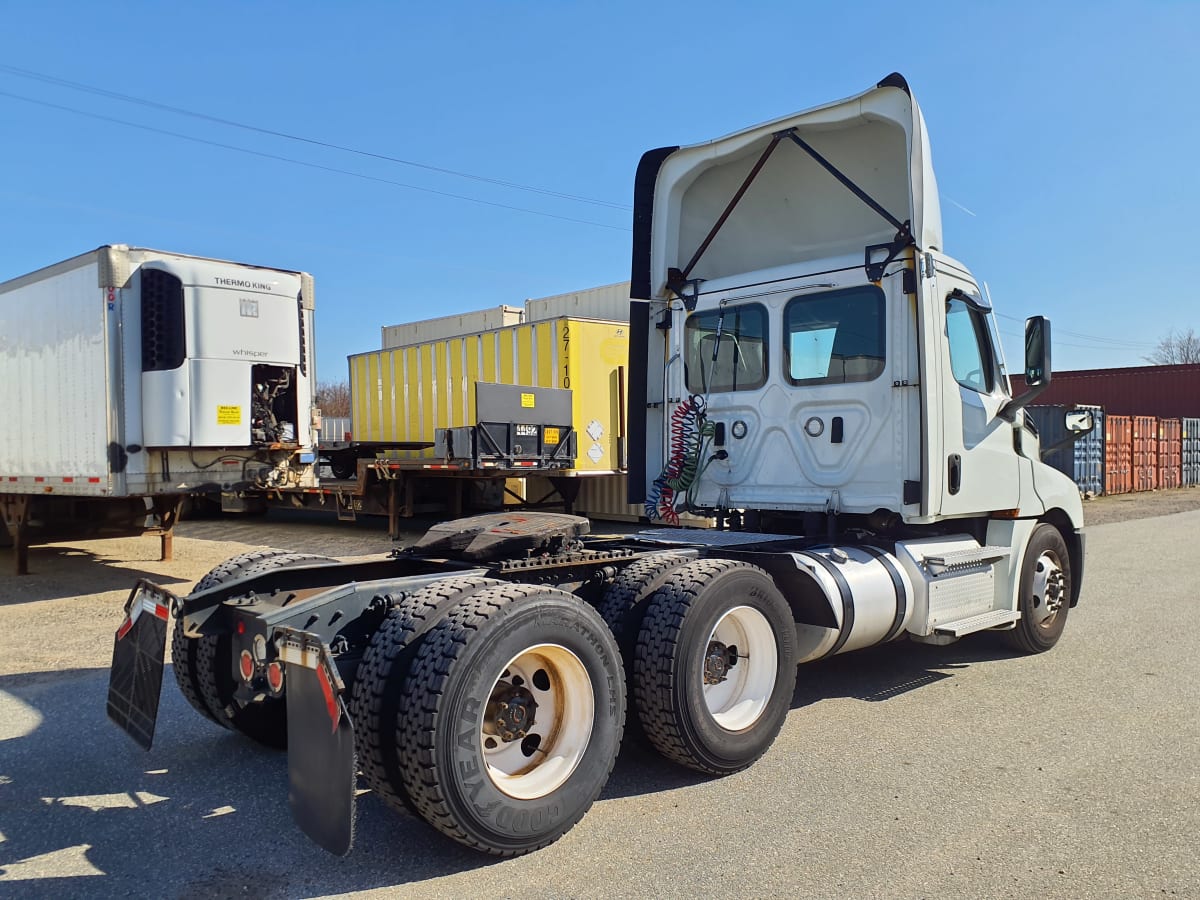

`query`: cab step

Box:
[933,608,1020,637]
[923,545,1010,576]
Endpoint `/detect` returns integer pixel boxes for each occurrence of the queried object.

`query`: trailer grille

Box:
[141,269,186,372]
[297,295,308,376]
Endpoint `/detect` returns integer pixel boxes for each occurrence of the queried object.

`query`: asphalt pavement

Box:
[0,510,1197,898]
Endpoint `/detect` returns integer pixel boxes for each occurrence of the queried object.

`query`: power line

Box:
[994,311,1156,349]
[0,63,632,211]
[0,89,630,232]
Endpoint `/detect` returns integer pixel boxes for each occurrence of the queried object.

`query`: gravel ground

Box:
[1,495,1198,897]
[1078,486,1200,525]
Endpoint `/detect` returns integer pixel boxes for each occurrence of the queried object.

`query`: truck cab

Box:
[627,73,1084,620]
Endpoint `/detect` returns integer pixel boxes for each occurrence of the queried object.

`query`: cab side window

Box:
[945,296,995,393]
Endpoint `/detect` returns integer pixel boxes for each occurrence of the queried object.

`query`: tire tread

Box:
[347,576,500,814]
[397,584,622,856]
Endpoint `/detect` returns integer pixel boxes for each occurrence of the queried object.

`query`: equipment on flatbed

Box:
[107,74,1094,858]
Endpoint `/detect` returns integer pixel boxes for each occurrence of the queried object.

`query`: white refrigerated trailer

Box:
[0,245,320,573]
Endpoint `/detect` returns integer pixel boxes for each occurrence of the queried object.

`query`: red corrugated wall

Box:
[1158,418,1182,489]
[1012,364,1200,417]
[1105,415,1132,495]
[1132,416,1158,491]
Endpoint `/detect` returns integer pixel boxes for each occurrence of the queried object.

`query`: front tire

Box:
[397,584,624,855]
[633,559,797,775]
[1002,523,1072,654]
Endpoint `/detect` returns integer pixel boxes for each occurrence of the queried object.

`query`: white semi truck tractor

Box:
[107,74,1091,857]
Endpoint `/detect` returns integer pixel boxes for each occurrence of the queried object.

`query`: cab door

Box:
[934,262,1020,516]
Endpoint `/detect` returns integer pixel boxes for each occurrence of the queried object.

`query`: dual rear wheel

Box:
[174,552,800,855]
[353,580,625,855]
[600,557,798,775]
[171,549,332,748]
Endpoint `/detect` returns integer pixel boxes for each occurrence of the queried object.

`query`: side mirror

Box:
[1024,316,1052,387]
[1039,407,1097,459]
[1064,409,1094,433]
[999,315,1053,420]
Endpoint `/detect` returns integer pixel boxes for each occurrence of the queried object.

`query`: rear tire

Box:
[397,584,624,855]
[348,576,501,813]
[633,559,797,775]
[171,549,332,747]
[596,552,692,742]
[1001,523,1072,654]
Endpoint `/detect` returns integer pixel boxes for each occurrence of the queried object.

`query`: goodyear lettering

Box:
[457,696,481,750]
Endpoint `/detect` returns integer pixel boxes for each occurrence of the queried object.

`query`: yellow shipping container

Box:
[349,317,629,473]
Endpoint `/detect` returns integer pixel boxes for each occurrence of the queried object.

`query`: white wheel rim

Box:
[480,643,594,800]
[702,605,778,732]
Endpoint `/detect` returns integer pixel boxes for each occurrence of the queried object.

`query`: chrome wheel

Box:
[1029,549,1066,628]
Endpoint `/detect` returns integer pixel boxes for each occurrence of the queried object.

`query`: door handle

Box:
[948,454,961,495]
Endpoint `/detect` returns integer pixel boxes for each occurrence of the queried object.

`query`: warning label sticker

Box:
[520,392,536,408]
[217,405,242,426]
[544,427,560,445]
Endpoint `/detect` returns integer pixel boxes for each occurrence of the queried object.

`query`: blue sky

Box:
[1,1,1196,383]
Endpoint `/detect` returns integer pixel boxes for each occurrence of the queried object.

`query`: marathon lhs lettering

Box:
[215,277,275,291]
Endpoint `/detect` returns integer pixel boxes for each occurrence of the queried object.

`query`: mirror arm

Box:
[1039,421,1097,459]
[998,382,1049,421]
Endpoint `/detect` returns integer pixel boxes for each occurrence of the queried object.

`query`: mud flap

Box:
[107,580,177,750]
[278,628,357,856]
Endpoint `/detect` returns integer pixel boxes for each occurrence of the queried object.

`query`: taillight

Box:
[266,661,284,694]
[239,650,255,682]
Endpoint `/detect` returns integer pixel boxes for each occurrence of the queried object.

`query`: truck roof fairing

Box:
[630,73,943,300]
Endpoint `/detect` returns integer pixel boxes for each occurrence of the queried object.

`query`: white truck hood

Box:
[630,73,942,299]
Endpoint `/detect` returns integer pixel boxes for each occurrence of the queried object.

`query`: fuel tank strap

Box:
[803,551,854,659]
[858,545,908,642]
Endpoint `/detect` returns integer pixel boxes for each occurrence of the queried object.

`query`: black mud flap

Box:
[107,580,177,750]
[279,628,357,856]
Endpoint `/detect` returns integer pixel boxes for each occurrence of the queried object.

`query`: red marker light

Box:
[236,620,246,635]
[239,650,255,682]
[266,661,284,693]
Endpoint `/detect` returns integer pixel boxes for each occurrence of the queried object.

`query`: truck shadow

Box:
[0,668,499,898]
[599,633,1023,800]
[0,639,1020,895]
[788,634,1022,708]
[0,546,192,605]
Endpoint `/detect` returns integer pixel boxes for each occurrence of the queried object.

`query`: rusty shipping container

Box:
[1184,418,1200,487]
[1012,363,1200,418]
[1158,418,1182,489]
[1105,414,1133,495]
[1132,415,1158,492]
